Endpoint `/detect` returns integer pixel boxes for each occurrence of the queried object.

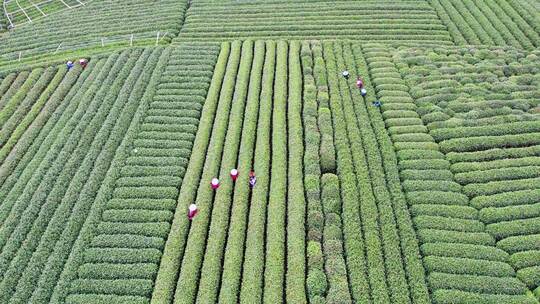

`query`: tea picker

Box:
[211,177,220,190]
[249,170,256,188]
[360,88,367,97]
[356,77,364,89]
[66,61,74,71]
[342,70,350,79]
[230,169,239,182]
[188,204,198,220]
[79,58,88,69]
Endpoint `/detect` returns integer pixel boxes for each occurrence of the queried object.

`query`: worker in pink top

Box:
[79,58,88,69]
[188,204,198,220]
[356,78,364,89]
[211,177,220,190]
[230,168,238,182]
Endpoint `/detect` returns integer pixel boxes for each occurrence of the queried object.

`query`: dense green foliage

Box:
[174,0,453,44]
[0,0,189,69]
[1,0,539,303]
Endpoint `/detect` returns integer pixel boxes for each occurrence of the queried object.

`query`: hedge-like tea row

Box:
[0,64,80,166]
[285,40,307,304]
[363,43,535,303]
[0,51,133,302]
[151,42,230,304]
[393,44,540,294]
[301,41,329,304]
[169,40,240,304]
[173,1,453,45]
[317,40,370,304]
[0,56,105,303]
[352,42,434,304]
[62,44,220,304]
[320,174,353,304]
[152,41,311,304]
[315,40,433,303]
[0,47,175,303]
[217,41,264,304]
[192,40,253,304]
[263,40,288,304]
[428,0,539,49]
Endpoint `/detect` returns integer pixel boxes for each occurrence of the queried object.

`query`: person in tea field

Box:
[249,170,256,188]
[373,100,382,107]
[211,177,220,190]
[66,61,74,71]
[230,168,239,182]
[342,70,350,79]
[79,58,88,69]
[188,204,198,220]
[360,88,367,97]
[356,77,364,89]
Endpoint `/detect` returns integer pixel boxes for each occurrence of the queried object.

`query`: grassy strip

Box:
[239,40,275,304]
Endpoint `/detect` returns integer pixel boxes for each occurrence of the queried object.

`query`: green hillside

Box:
[0,1,539,303]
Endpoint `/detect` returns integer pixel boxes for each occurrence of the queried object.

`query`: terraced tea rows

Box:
[152,40,310,304]
[392,46,540,296]
[0,0,189,63]
[364,43,539,303]
[429,0,540,49]
[1,0,540,303]
[173,0,453,45]
[63,44,220,304]
[0,47,167,303]
[3,0,90,28]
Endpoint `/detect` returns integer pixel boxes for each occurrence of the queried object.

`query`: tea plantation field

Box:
[0,0,539,303]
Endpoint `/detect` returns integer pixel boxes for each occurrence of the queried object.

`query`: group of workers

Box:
[66,58,88,71]
[342,70,381,107]
[188,169,257,220]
